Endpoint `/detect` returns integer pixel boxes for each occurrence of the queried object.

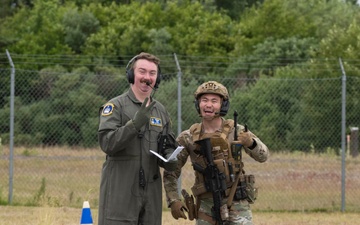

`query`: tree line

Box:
[0,0,360,152]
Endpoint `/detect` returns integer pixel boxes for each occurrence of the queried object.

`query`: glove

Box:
[238,131,254,148]
[162,148,178,171]
[170,200,188,220]
[132,97,156,130]
[163,158,178,171]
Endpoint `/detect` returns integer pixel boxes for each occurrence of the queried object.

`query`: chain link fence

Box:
[0,64,360,212]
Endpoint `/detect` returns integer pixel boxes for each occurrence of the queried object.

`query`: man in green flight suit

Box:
[164,81,269,225]
[98,52,178,225]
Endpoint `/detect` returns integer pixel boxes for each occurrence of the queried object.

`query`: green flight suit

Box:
[98,88,174,225]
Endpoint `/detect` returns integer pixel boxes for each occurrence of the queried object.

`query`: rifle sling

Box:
[226,172,241,208]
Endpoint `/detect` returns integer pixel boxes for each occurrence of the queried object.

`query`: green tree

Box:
[0,69,11,108]
[309,17,360,77]
[225,37,317,81]
[0,0,74,69]
[162,2,235,76]
[0,0,18,19]
[83,2,166,58]
[232,71,303,151]
[147,28,174,57]
[286,78,341,152]
[214,0,264,20]
[81,1,236,78]
[286,16,360,151]
[62,8,100,53]
[32,67,106,146]
[233,0,357,56]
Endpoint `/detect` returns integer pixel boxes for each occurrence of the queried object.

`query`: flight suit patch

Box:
[150,117,162,127]
[101,103,114,116]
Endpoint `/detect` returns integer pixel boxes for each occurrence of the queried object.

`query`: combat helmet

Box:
[194,81,230,116]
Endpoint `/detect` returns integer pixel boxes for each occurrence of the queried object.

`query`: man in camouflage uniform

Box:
[98,52,178,225]
[164,81,269,225]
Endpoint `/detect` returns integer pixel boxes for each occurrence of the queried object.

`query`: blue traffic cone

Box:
[80,201,93,225]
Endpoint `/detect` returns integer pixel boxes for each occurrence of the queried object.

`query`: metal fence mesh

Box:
[0,67,359,212]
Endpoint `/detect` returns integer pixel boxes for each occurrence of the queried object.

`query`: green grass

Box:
[1,205,359,225]
[1,146,360,213]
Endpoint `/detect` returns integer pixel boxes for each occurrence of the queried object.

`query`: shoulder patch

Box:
[150,117,162,127]
[101,103,114,116]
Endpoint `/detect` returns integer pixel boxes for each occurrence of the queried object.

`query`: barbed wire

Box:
[1,53,360,74]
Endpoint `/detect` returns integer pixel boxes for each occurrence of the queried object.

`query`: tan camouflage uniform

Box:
[163,81,269,225]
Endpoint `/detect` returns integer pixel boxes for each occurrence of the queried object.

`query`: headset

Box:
[125,54,162,89]
[194,97,230,116]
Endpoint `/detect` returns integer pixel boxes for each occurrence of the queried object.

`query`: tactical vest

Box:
[189,119,244,198]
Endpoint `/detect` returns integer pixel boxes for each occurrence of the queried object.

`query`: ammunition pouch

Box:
[191,182,207,197]
[234,174,257,204]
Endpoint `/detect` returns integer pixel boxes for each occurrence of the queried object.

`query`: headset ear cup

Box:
[125,55,138,84]
[154,66,162,89]
[220,100,230,116]
[126,68,134,84]
[194,99,200,114]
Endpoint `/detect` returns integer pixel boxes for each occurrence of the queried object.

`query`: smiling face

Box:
[198,93,222,120]
[131,58,158,97]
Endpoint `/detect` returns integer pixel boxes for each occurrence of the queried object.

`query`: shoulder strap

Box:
[222,119,234,139]
[190,123,202,142]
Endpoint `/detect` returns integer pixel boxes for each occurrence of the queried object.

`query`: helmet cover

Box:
[194,81,229,100]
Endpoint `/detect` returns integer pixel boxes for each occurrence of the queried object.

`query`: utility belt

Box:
[184,173,257,222]
[191,173,257,204]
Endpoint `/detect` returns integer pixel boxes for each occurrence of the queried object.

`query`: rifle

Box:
[193,138,227,225]
[231,111,249,201]
[231,111,247,161]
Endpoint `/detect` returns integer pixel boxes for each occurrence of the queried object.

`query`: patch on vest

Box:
[150,117,162,127]
[101,103,114,116]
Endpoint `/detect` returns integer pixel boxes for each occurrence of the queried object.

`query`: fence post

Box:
[6,49,15,204]
[339,57,346,212]
[173,53,182,196]
[350,127,359,158]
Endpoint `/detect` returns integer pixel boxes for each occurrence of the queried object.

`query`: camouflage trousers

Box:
[196,198,253,225]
